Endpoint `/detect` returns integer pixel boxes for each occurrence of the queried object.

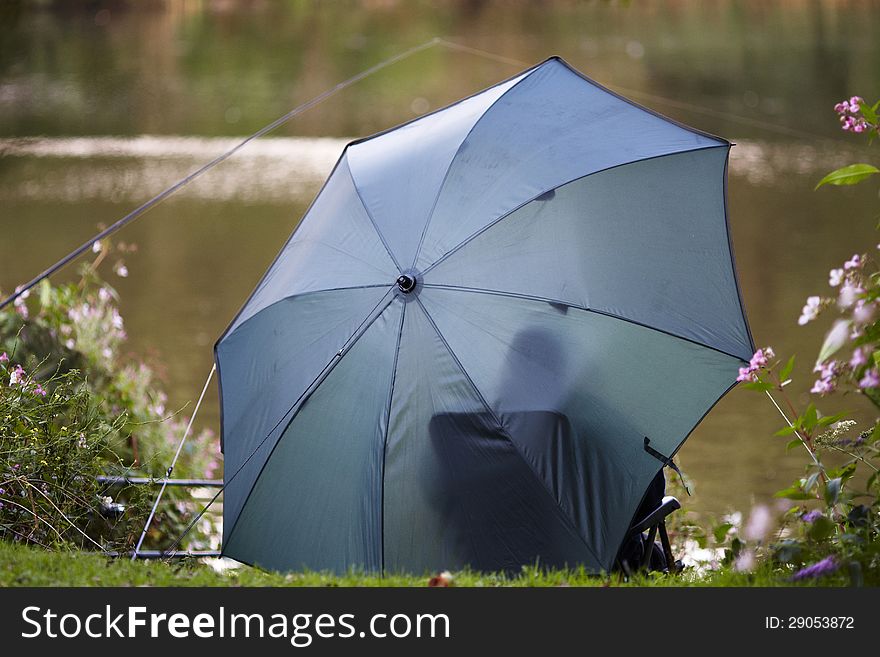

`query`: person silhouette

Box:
[426,321,589,572]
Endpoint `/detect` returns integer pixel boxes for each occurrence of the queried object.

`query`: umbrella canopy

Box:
[215,56,753,574]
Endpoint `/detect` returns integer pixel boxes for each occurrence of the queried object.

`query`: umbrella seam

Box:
[222,284,391,341]
[414,297,604,567]
[422,283,750,364]
[221,288,396,557]
[420,144,729,277]
[346,162,405,274]
[378,303,407,575]
[408,64,544,270]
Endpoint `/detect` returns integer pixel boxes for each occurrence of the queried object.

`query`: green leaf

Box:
[827,462,857,482]
[804,471,821,494]
[824,477,842,506]
[859,100,878,125]
[775,425,798,437]
[801,403,819,432]
[815,163,880,189]
[780,354,795,382]
[773,539,803,565]
[807,515,835,541]
[816,412,847,427]
[774,484,813,500]
[712,522,733,544]
[786,438,803,451]
[742,380,774,392]
[863,386,880,411]
[817,320,852,364]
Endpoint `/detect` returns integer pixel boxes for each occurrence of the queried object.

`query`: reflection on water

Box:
[0,135,868,202]
[2,1,880,519]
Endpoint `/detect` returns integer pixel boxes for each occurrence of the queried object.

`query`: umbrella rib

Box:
[216,287,397,556]
[223,284,393,339]
[346,162,405,274]
[413,297,603,566]
[422,283,749,363]
[419,144,728,277]
[379,303,407,574]
[408,63,543,271]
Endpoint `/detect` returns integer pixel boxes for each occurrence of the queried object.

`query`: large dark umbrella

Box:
[214,57,753,574]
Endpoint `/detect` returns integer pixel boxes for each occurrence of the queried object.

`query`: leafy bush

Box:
[0,241,219,551]
[730,95,880,585]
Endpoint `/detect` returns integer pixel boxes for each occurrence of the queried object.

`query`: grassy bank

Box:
[0,542,846,587]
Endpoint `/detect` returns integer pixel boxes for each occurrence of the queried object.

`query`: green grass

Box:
[0,542,846,587]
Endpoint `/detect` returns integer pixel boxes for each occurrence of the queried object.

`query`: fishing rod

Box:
[0,37,444,311]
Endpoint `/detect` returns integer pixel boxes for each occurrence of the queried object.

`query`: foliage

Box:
[0,361,152,550]
[732,95,880,586]
[0,241,219,551]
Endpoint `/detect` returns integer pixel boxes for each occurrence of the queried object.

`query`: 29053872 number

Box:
[765,616,854,629]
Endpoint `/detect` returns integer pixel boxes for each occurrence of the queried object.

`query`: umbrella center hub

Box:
[396,274,416,293]
[394,269,422,302]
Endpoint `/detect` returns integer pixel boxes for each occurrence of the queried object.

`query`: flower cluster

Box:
[791,556,837,581]
[834,96,874,134]
[795,251,880,395]
[1,356,49,398]
[12,287,29,320]
[736,346,774,382]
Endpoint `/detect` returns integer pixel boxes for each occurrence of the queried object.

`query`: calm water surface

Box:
[2,1,880,518]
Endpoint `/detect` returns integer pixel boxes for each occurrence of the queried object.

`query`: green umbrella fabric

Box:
[214,56,753,574]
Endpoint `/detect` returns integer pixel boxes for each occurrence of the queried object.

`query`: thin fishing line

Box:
[0,37,443,311]
[1,36,842,313]
[438,37,836,143]
[131,363,215,560]
[159,287,395,558]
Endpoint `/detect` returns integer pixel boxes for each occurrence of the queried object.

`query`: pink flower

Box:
[737,366,756,383]
[33,385,46,397]
[850,347,868,369]
[749,348,769,369]
[828,268,844,287]
[734,549,756,573]
[811,378,835,395]
[838,282,862,309]
[8,364,25,386]
[814,360,838,379]
[811,360,838,395]
[114,262,128,278]
[13,287,29,319]
[859,368,880,390]
[736,346,776,383]
[0,352,7,363]
[798,296,822,325]
[843,254,862,270]
[853,299,875,325]
[743,505,773,542]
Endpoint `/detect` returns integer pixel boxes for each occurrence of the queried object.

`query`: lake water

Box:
[2,0,879,519]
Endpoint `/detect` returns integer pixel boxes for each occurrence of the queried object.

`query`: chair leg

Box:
[640,525,658,570]
[658,521,676,573]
